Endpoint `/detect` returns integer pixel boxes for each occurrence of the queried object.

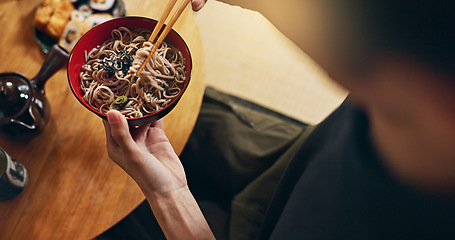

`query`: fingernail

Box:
[192,0,204,11]
[107,110,121,124]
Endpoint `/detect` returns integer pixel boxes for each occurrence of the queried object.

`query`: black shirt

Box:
[259,102,455,240]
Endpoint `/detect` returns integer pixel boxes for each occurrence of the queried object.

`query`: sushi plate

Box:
[34,0,126,54]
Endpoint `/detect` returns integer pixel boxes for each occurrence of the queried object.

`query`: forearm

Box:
[145,187,215,240]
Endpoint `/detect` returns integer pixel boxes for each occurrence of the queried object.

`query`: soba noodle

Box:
[80,27,186,118]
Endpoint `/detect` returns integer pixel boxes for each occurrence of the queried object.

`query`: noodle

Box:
[80,27,186,118]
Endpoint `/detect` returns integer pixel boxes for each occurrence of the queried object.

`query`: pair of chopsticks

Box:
[135,0,191,77]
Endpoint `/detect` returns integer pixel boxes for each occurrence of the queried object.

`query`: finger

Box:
[151,119,164,129]
[191,0,207,11]
[102,119,116,148]
[106,110,139,154]
[145,119,175,154]
[131,122,152,141]
[146,119,165,141]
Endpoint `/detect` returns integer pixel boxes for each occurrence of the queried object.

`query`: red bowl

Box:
[67,16,192,126]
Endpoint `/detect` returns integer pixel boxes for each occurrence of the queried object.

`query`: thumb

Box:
[106,110,138,154]
[191,0,207,11]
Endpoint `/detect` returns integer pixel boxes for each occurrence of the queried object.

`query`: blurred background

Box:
[194,0,347,125]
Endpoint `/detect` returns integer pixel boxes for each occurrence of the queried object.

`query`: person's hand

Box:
[103,110,187,198]
[191,0,207,11]
[104,110,215,239]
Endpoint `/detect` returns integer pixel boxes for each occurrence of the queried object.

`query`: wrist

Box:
[145,185,191,204]
[145,187,215,240]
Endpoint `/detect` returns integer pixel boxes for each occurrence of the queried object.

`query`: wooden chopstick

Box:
[135,0,192,77]
[148,0,178,44]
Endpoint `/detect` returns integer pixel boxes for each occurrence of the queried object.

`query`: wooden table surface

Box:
[0,0,205,239]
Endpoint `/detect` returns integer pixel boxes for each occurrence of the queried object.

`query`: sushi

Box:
[59,19,90,51]
[88,0,116,12]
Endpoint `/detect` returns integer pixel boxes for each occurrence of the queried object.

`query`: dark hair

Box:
[337,1,455,76]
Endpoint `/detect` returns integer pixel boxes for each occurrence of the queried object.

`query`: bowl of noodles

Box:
[67,16,192,126]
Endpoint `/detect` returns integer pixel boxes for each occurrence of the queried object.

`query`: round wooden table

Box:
[0,0,205,239]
